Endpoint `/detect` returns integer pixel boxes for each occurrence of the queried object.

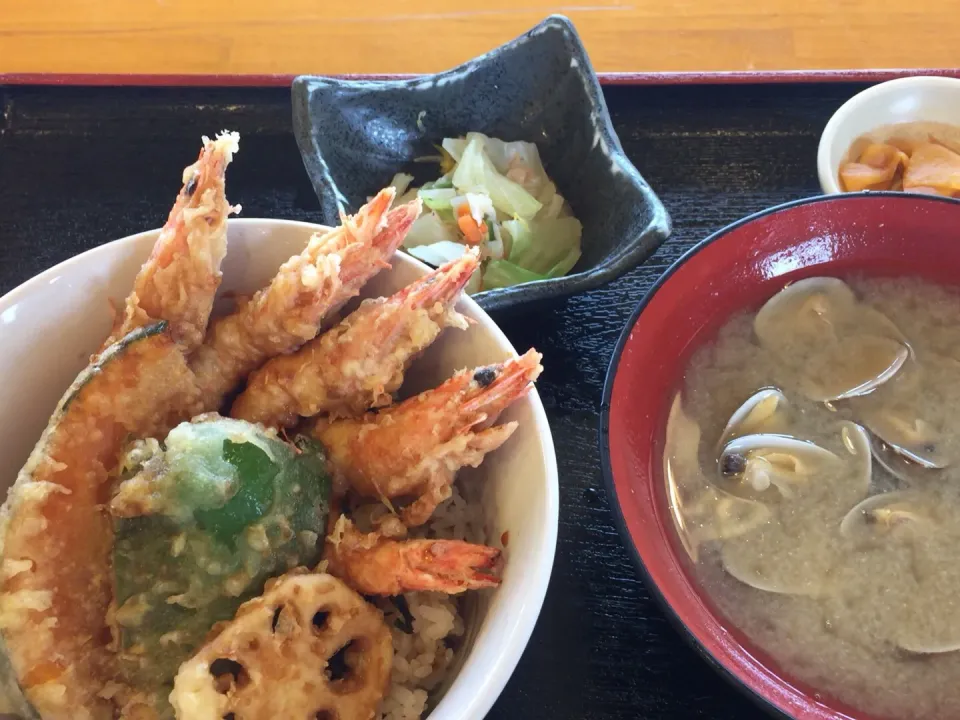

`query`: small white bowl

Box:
[817,76,960,194]
[0,218,559,720]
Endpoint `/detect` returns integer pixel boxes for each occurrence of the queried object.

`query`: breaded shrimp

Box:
[230,249,478,427]
[1,129,441,719]
[0,134,248,719]
[103,131,240,353]
[312,349,543,526]
[324,515,501,595]
[190,193,420,410]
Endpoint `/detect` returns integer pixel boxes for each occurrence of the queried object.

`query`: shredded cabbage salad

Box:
[387,132,582,294]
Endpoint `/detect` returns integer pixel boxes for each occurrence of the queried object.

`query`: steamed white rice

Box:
[376,483,487,720]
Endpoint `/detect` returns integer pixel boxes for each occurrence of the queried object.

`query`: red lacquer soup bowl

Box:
[600,193,960,719]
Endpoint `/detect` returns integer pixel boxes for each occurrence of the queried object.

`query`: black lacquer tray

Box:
[0,82,862,720]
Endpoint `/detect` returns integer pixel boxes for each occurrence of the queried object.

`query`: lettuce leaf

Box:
[504,216,582,275]
[545,242,582,278]
[442,137,468,163]
[407,240,468,267]
[388,172,415,201]
[483,245,580,289]
[418,187,456,211]
[452,136,542,220]
[402,212,460,249]
[482,259,546,289]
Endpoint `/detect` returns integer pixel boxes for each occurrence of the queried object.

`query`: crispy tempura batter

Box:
[103,132,240,353]
[170,570,392,720]
[231,249,477,427]
[325,515,501,596]
[0,326,201,720]
[0,125,528,720]
[313,349,542,526]
[190,193,421,410]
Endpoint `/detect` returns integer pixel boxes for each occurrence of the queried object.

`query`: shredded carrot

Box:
[456,204,486,245]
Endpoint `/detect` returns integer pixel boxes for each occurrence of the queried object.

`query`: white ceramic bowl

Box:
[0,218,559,720]
[817,76,960,194]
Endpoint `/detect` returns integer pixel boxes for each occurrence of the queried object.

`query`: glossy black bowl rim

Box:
[291,14,672,314]
[597,191,960,720]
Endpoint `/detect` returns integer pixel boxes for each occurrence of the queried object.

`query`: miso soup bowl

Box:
[600,192,960,720]
[0,219,559,720]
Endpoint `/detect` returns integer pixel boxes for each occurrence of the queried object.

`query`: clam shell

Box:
[839,421,872,498]
[665,394,772,560]
[754,277,858,351]
[721,433,841,465]
[895,573,960,656]
[720,543,830,596]
[800,335,909,403]
[897,639,960,656]
[859,306,910,345]
[719,433,841,498]
[839,491,932,539]
[863,408,950,470]
[700,493,773,547]
[754,276,910,402]
[718,388,788,447]
[663,393,700,560]
[868,433,944,486]
[756,277,908,351]
[854,351,960,472]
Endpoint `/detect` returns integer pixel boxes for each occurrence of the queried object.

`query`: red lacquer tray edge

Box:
[2,68,959,88]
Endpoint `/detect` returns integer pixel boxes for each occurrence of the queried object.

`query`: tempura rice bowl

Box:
[0,218,559,720]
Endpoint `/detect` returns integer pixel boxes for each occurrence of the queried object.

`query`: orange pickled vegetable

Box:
[839,143,909,192]
[456,203,487,245]
[904,186,946,196]
[902,142,960,196]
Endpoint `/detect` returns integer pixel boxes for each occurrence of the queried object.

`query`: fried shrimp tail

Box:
[330,197,424,313]
[231,249,479,427]
[0,134,246,718]
[313,349,542,526]
[104,131,240,353]
[190,191,420,410]
[325,516,502,595]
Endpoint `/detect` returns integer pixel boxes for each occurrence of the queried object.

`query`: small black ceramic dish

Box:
[291,14,671,314]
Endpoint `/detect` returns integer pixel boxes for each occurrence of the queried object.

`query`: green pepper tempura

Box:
[109,416,331,715]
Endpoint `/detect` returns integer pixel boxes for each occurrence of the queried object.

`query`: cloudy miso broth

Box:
[668,276,960,720]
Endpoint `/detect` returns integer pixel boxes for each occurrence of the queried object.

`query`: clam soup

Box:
[667,276,960,720]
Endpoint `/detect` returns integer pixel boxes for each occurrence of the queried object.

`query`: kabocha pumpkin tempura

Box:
[0,133,541,720]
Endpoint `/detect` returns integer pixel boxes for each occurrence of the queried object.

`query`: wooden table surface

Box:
[0,0,956,79]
